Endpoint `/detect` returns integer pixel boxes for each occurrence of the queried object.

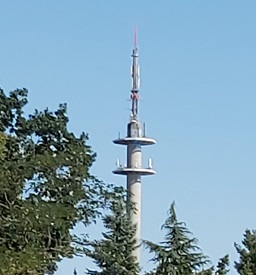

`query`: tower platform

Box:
[113,167,156,175]
[113,136,156,145]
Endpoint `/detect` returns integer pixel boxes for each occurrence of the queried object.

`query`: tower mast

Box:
[131,28,139,117]
[113,30,156,266]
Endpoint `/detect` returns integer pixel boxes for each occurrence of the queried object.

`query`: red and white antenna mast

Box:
[131,26,140,118]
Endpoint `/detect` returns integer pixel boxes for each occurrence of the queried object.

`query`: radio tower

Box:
[113,29,156,264]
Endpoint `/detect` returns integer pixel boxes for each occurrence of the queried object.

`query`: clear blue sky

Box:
[1,1,256,274]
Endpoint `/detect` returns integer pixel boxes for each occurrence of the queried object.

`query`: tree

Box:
[144,202,209,275]
[197,255,229,275]
[197,267,214,275]
[215,255,229,275]
[235,229,256,275]
[0,88,111,274]
[86,196,139,275]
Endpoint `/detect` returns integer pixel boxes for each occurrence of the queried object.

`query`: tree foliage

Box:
[197,255,229,275]
[0,88,109,274]
[197,267,214,275]
[235,229,256,275]
[86,196,139,275]
[144,202,209,275]
[215,255,229,275]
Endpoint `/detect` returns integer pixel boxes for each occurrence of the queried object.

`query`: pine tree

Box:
[235,229,256,275]
[197,267,214,275]
[86,198,139,275]
[197,255,229,275]
[215,255,229,275]
[196,255,229,275]
[144,202,209,275]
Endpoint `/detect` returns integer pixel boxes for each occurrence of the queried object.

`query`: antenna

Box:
[131,27,140,118]
[116,158,120,167]
[148,158,152,169]
[134,25,138,49]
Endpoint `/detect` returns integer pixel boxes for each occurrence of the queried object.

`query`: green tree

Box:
[0,88,111,274]
[0,132,6,160]
[215,255,229,275]
[86,196,139,275]
[235,229,256,275]
[197,267,214,275]
[197,255,229,275]
[144,202,209,275]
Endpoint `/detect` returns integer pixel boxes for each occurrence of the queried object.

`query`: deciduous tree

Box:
[0,88,110,274]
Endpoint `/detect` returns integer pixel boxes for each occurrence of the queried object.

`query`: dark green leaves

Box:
[0,88,103,274]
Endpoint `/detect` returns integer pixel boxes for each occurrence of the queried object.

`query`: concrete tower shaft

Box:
[113,33,156,265]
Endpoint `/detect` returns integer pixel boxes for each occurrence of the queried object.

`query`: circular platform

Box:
[113,167,156,175]
[113,137,156,145]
